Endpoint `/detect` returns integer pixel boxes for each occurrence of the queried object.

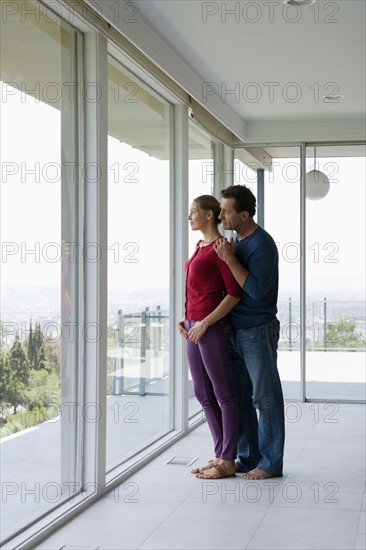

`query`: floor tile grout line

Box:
[136,481,199,550]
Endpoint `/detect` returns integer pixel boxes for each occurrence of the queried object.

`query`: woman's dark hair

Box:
[221,185,256,217]
[193,195,221,225]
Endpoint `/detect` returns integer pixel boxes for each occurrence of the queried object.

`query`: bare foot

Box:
[241,468,274,480]
[197,460,236,479]
[191,458,219,475]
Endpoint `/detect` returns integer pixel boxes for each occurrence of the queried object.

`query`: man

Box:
[214,184,285,480]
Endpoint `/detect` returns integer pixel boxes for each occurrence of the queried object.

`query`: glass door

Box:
[187,121,215,418]
[305,144,366,401]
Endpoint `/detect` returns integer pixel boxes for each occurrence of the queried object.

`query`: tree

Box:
[0,322,8,353]
[27,320,35,367]
[33,323,44,370]
[37,343,56,373]
[24,369,60,412]
[0,353,8,408]
[326,319,366,350]
[26,321,44,370]
[38,344,47,371]
[41,335,61,375]
[5,335,29,413]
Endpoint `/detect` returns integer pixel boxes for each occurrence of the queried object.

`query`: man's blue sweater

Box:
[230,226,279,328]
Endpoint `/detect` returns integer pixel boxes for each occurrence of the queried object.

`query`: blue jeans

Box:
[230,317,285,476]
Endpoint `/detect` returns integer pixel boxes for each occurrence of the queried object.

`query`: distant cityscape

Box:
[1,285,365,349]
[0,286,170,347]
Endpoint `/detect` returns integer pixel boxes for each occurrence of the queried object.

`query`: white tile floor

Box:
[38,403,366,550]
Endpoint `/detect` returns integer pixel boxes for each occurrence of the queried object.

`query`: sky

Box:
[1,82,365,304]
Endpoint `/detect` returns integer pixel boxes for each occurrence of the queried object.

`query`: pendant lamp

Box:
[305,146,330,200]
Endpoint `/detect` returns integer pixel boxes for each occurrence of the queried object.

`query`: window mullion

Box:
[83,31,108,493]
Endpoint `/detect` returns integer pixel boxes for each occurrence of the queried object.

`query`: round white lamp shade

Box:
[305,170,330,200]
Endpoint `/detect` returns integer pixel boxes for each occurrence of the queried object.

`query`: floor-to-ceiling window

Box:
[305,144,366,401]
[187,121,215,418]
[106,56,173,472]
[2,2,363,547]
[0,1,82,542]
[234,152,258,201]
[264,148,302,400]
[235,147,302,400]
[234,144,366,402]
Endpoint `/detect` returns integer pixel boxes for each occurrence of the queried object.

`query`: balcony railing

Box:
[108,306,170,396]
[1,300,365,438]
[278,299,366,351]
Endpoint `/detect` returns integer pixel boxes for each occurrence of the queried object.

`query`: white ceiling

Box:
[135,0,366,122]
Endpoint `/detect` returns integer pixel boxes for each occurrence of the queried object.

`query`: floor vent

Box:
[164,456,198,466]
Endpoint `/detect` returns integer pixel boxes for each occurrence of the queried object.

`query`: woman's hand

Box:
[177,319,188,339]
[188,321,209,344]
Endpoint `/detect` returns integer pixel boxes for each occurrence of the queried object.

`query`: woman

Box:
[177,195,241,479]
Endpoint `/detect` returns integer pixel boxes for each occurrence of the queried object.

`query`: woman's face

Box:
[187,201,209,231]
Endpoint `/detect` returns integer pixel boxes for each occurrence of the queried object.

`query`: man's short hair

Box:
[221,185,256,217]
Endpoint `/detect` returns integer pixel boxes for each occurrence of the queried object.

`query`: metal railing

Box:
[278,299,366,352]
[109,306,170,396]
[108,299,365,396]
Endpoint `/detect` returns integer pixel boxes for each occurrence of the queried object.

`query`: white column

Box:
[173,104,189,431]
[300,143,306,402]
[83,32,108,491]
[256,168,264,227]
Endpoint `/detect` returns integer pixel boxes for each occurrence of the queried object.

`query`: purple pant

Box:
[185,318,238,461]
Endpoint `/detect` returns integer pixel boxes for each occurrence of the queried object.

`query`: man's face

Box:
[219,197,244,231]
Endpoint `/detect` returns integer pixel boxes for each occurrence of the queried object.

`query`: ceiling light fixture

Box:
[283,0,316,6]
[305,146,330,200]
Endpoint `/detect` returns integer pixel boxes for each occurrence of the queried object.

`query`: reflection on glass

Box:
[0,3,80,542]
[106,57,172,471]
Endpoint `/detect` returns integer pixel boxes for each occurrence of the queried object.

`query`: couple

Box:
[177,185,285,480]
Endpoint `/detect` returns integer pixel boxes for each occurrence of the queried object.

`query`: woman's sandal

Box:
[191,459,216,474]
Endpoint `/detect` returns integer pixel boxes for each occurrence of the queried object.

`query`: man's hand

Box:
[214,236,248,288]
[214,237,235,263]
